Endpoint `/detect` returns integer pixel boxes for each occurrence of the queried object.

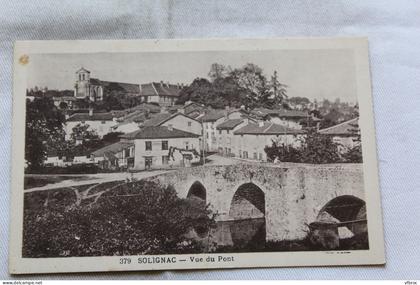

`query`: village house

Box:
[233,121,305,161]
[215,118,256,156]
[91,141,135,170]
[142,111,203,136]
[200,107,250,152]
[121,126,200,170]
[251,108,310,130]
[138,82,182,106]
[318,117,360,153]
[65,110,117,139]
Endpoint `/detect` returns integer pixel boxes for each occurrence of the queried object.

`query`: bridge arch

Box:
[229,182,266,220]
[187,181,207,203]
[317,195,367,236]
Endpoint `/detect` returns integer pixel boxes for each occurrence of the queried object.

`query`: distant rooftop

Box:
[67,112,114,122]
[216,119,245,130]
[234,122,305,135]
[92,141,134,157]
[121,126,199,140]
[319,118,359,136]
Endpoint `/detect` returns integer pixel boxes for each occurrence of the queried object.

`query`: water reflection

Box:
[187,218,266,251]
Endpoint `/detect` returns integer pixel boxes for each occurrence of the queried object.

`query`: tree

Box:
[23,180,216,257]
[25,97,66,171]
[264,128,342,164]
[59,101,68,110]
[269,70,288,105]
[208,63,231,82]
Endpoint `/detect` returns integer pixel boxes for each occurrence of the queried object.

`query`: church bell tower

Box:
[74,67,91,99]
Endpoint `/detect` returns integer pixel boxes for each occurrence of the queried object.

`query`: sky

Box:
[27,49,357,103]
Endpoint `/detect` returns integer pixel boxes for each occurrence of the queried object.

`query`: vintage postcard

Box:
[9,38,385,274]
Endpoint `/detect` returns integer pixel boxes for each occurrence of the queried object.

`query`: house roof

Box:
[142,113,173,127]
[318,118,359,136]
[252,107,309,118]
[200,109,226,122]
[67,112,114,122]
[121,126,199,140]
[53,96,76,101]
[92,141,134,157]
[140,82,181,97]
[216,119,245,130]
[234,122,305,135]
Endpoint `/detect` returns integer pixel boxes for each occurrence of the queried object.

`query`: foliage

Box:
[264,128,343,164]
[177,63,288,109]
[23,180,215,257]
[25,97,66,171]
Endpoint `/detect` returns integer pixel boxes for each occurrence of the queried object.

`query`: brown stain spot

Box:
[19,54,29,65]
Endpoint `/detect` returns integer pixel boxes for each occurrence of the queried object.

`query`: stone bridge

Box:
[145,163,365,241]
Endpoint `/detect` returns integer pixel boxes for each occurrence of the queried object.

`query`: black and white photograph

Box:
[9,38,385,273]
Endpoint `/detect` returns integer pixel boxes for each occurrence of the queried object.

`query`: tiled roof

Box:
[121,126,199,140]
[67,112,114,122]
[319,118,359,136]
[200,109,226,122]
[234,122,305,135]
[216,119,245,130]
[101,80,140,94]
[53,96,76,101]
[92,141,134,157]
[140,82,181,97]
[142,113,173,127]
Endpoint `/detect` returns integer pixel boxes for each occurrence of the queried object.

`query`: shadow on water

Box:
[187,218,266,252]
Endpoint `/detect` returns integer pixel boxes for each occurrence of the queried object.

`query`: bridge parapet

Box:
[143,162,365,241]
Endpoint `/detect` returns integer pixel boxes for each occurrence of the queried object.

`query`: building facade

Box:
[233,122,305,162]
[65,111,117,139]
[121,126,200,170]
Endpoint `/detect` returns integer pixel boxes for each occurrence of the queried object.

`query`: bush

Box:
[22,180,215,257]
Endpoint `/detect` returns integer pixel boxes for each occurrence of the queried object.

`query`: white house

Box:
[91,141,135,170]
[215,118,254,156]
[65,111,117,139]
[233,121,305,161]
[143,112,202,136]
[318,118,360,153]
[121,125,200,170]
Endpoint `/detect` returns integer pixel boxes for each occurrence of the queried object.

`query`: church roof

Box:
[76,67,90,74]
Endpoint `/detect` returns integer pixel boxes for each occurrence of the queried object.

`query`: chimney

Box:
[177,108,185,114]
[258,121,265,127]
[89,108,93,117]
[160,81,164,87]
[168,124,173,131]
[166,82,170,88]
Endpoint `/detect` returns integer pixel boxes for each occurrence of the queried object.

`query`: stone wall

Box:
[144,162,365,241]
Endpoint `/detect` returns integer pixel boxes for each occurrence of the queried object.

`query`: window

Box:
[162,155,169,165]
[243,151,248,159]
[219,130,222,135]
[185,141,189,150]
[101,121,106,124]
[227,130,230,134]
[188,121,192,127]
[145,141,152,151]
[162,140,168,150]
[253,152,258,160]
[259,153,263,160]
